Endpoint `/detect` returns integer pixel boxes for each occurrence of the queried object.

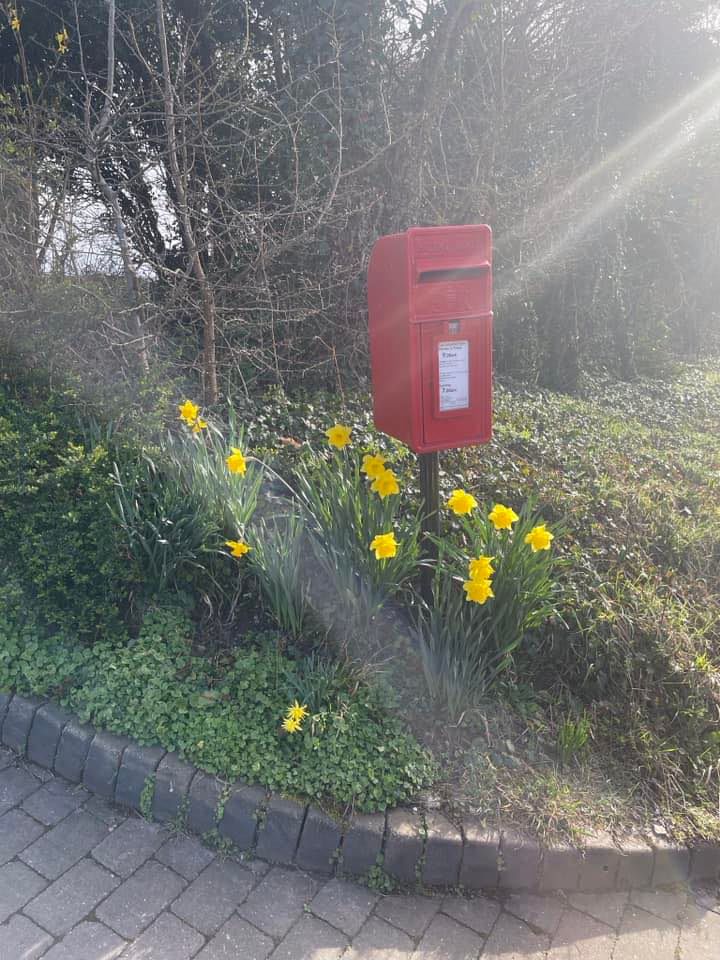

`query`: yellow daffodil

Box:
[447,489,478,515]
[468,555,495,581]
[463,578,494,604]
[225,539,250,558]
[56,27,69,54]
[370,531,398,560]
[326,424,352,449]
[179,399,200,424]
[286,701,309,723]
[10,10,20,31]
[281,715,302,734]
[524,523,554,552]
[488,503,519,530]
[371,468,400,499]
[226,447,247,476]
[361,453,387,479]
[191,417,208,434]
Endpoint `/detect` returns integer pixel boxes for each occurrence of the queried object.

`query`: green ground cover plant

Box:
[0,597,432,811]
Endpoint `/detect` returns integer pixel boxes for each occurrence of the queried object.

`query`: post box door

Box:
[419,319,491,448]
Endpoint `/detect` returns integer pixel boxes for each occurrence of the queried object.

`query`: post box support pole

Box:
[419,451,440,606]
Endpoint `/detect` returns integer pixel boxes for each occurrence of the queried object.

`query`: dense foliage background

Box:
[1,0,719,398]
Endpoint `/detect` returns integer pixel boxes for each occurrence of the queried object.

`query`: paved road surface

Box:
[0,748,718,959]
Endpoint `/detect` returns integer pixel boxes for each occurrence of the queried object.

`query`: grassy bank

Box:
[1,362,718,842]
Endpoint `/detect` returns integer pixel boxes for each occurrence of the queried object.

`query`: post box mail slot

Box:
[368,224,492,453]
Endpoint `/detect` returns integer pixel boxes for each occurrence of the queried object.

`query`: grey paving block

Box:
[0,808,45,865]
[268,914,348,960]
[499,829,542,890]
[96,860,186,938]
[689,841,720,883]
[1,694,44,753]
[343,916,414,960]
[26,702,73,770]
[24,859,119,937]
[506,891,564,935]
[0,764,42,814]
[459,819,500,889]
[187,770,225,836]
[115,742,165,810]
[631,887,688,925]
[19,808,110,879]
[218,782,265,851]
[55,719,95,783]
[91,815,165,877]
[0,860,48,922]
[548,909,618,959]
[414,912,484,960]
[0,692,12,730]
[0,745,12,769]
[615,837,654,890]
[340,812,385,877]
[152,751,196,823]
[84,793,126,827]
[21,777,88,826]
[539,841,582,893]
[295,804,342,875]
[422,812,462,887]
[482,912,550,960]
[651,837,690,887]
[119,912,204,960]
[0,915,53,960]
[196,915,274,960]
[579,834,620,892]
[83,731,130,799]
[155,833,215,880]
[614,905,681,960]
[441,894,501,935]
[309,878,378,937]
[42,921,126,960]
[238,865,318,938]
[256,794,307,863]
[678,902,720,960]
[383,808,423,885]
[172,859,256,934]
[375,892,440,937]
[568,890,628,928]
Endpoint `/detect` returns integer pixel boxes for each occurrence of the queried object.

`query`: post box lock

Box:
[368,225,492,454]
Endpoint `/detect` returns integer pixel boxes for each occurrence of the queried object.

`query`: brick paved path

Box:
[1,749,718,959]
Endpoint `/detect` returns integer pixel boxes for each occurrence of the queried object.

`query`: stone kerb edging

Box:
[2,691,719,893]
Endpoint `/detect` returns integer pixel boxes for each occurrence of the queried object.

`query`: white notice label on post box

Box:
[438,340,469,412]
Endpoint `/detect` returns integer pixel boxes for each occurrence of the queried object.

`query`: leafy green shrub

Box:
[111,456,221,601]
[0,391,140,639]
[0,571,94,695]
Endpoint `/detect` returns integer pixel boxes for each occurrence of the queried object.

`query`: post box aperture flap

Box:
[368,225,492,454]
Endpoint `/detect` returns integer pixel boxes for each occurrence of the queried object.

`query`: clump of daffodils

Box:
[281,700,309,734]
[463,553,495,605]
[455,501,554,605]
[178,399,207,434]
[370,531,397,560]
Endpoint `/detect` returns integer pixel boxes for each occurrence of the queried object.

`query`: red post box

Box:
[368,225,492,453]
